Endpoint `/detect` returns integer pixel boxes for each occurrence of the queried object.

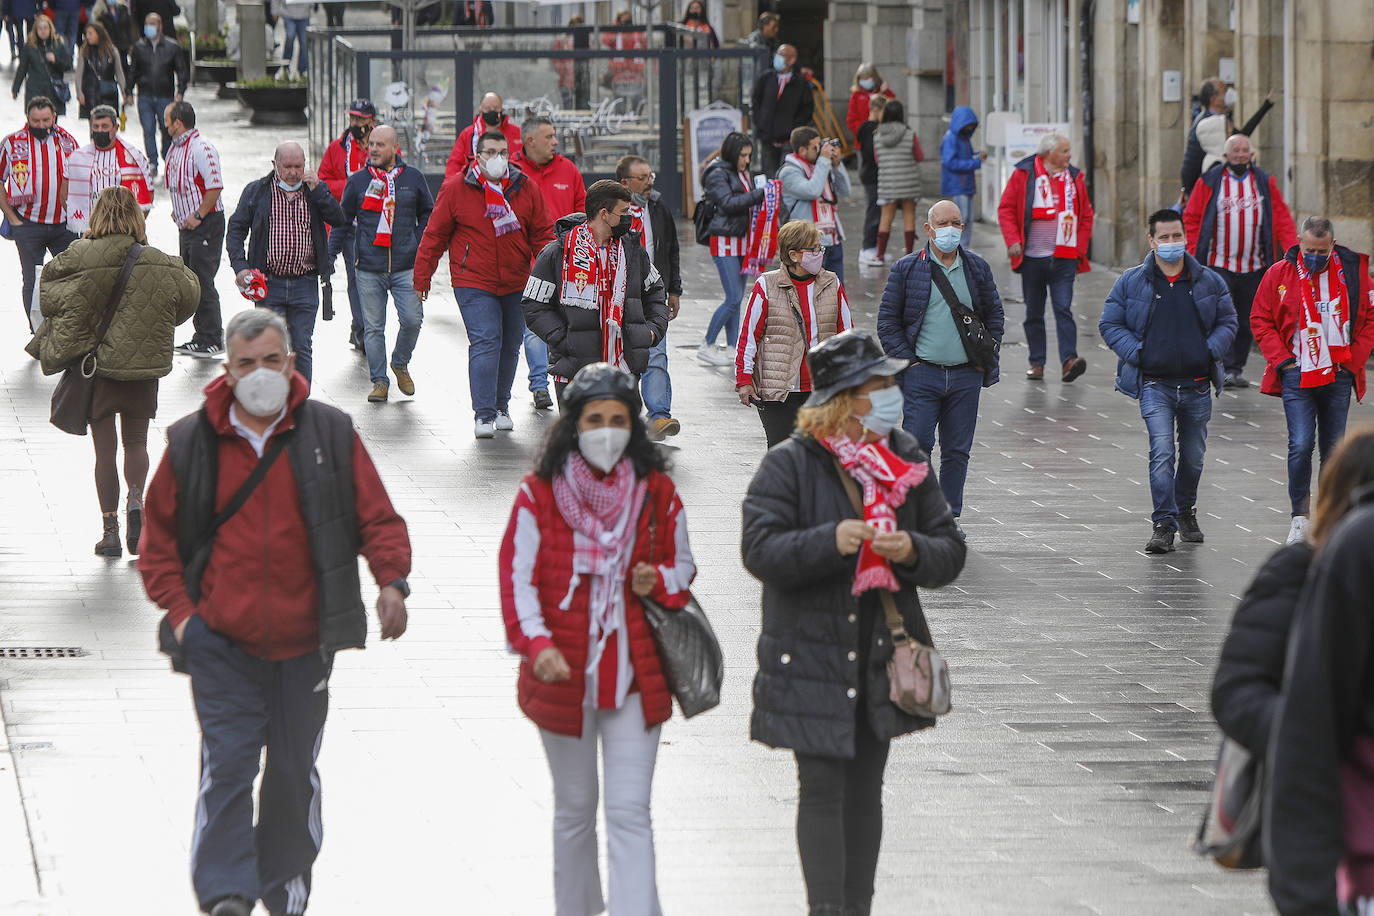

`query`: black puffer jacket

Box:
[1210,541,1312,757]
[702,159,764,239]
[742,430,967,759]
[522,214,669,378]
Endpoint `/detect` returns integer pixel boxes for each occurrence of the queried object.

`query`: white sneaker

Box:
[858,249,884,267]
[1286,515,1308,545]
[696,343,733,367]
[494,412,514,431]
[474,419,496,439]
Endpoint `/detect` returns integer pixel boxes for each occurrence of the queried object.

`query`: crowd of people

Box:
[5,11,1374,914]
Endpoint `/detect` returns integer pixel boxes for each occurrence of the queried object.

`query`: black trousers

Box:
[756,137,787,178]
[757,391,809,448]
[13,218,77,330]
[861,182,881,250]
[794,711,892,912]
[1213,266,1265,376]
[180,211,226,346]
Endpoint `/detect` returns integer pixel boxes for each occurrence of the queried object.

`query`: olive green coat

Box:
[27,234,200,379]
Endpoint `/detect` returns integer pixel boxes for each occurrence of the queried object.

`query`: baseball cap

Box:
[347,99,377,118]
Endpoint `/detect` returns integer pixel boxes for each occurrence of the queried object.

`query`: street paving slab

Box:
[0,73,1331,916]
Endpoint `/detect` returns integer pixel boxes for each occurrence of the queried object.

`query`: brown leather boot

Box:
[95,513,121,557]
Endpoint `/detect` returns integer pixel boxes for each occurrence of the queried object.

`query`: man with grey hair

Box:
[139,307,412,916]
[63,104,154,234]
[1250,215,1374,543]
[226,140,346,385]
[997,130,1095,383]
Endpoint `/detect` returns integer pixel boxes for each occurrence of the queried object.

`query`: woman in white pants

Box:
[499,363,697,914]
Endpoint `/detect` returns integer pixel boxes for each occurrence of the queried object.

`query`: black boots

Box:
[1176,508,1204,543]
[95,513,121,557]
[1145,523,1176,554]
[126,498,143,555]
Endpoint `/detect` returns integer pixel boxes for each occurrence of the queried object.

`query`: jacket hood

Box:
[554,212,589,238]
[876,121,907,140]
[203,369,311,436]
[949,106,978,136]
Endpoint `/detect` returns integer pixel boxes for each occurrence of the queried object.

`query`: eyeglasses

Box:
[476,148,507,159]
[630,171,656,183]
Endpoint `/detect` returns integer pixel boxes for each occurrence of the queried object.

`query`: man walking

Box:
[414,130,550,436]
[444,91,522,182]
[340,125,434,404]
[64,104,154,235]
[1183,133,1297,389]
[1250,216,1374,544]
[0,96,77,331]
[1099,209,1237,554]
[750,44,812,177]
[997,131,1094,383]
[618,155,681,440]
[138,309,412,916]
[127,12,185,177]
[514,114,586,411]
[778,126,850,283]
[319,98,376,351]
[877,199,1004,524]
[165,101,227,358]
[227,141,346,386]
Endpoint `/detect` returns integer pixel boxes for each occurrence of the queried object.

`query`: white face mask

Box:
[231,366,290,417]
[483,153,508,180]
[1224,87,1237,108]
[578,426,631,473]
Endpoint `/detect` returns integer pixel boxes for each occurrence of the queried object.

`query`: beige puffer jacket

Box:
[753,268,845,401]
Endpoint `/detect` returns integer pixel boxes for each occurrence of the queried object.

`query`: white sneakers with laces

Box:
[696,343,733,367]
[495,412,514,431]
[474,419,496,439]
[1286,515,1308,545]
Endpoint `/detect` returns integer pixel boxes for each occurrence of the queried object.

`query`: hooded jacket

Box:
[940,106,982,196]
[874,120,921,202]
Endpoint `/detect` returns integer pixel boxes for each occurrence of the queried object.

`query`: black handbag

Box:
[49,243,143,436]
[928,253,999,369]
[640,503,723,718]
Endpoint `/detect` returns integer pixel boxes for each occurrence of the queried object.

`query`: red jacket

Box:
[499,469,695,737]
[1182,166,1297,270]
[844,86,894,141]
[318,130,369,200]
[413,165,554,296]
[444,117,523,181]
[1250,246,1374,402]
[138,374,411,661]
[513,150,586,221]
[997,156,1094,273]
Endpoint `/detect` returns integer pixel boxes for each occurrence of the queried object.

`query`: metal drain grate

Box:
[0,647,86,659]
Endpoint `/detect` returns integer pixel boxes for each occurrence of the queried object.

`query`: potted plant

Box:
[232,75,308,125]
[194,31,228,60]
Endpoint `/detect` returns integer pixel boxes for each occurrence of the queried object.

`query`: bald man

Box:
[226,139,347,385]
[445,91,523,180]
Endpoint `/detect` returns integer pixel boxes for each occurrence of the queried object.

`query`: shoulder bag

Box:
[640,501,723,718]
[49,242,143,436]
[833,459,951,718]
[929,253,999,370]
[1193,736,1264,869]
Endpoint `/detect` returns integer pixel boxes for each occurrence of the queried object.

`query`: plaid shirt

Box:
[267,182,315,276]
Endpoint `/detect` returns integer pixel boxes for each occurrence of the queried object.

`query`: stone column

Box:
[195,0,218,45]
[238,1,265,81]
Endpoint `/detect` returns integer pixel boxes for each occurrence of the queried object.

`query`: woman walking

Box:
[699,130,765,366]
[742,328,966,916]
[736,219,853,447]
[12,14,71,116]
[499,363,697,916]
[28,187,199,556]
[874,100,923,263]
[75,22,125,119]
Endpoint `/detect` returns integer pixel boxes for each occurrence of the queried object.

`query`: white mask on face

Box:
[231,366,290,417]
[1224,87,1237,108]
[483,153,508,180]
[578,426,631,473]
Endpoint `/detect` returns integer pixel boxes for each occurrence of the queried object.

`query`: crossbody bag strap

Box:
[92,242,144,350]
[188,434,288,567]
[928,253,973,318]
[831,457,909,642]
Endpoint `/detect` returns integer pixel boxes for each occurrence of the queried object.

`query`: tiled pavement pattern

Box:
[0,81,1339,915]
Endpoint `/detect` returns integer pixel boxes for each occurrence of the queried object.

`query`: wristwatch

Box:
[386,577,410,598]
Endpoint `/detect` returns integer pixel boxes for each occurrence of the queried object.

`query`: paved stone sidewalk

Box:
[0,74,1329,915]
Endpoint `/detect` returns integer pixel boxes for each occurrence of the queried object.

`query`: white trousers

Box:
[539,693,663,916]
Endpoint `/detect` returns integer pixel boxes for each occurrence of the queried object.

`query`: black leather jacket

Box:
[128,36,187,98]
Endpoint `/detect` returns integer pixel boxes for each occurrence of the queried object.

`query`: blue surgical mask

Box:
[1154,241,1187,264]
[932,226,962,253]
[858,77,875,90]
[143,25,158,39]
[772,53,787,71]
[1303,253,1329,274]
[277,179,303,192]
[855,385,903,436]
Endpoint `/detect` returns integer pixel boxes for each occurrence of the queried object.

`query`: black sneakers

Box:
[533,389,554,410]
[1222,373,1250,389]
[1176,508,1204,543]
[175,340,224,359]
[1145,524,1176,554]
[208,896,252,916]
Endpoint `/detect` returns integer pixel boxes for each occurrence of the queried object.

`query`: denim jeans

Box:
[454,286,523,421]
[1139,380,1213,528]
[327,226,363,336]
[356,268,422,385]
[641,331,672,419]
[1280,366,1354,516]
[523,326,549,393]
[707,254,745,347]
[823,242,845,286]
[12,218,77,330]
[137,93,174,165]
[861,183,880,250]
[53,8,79,49]
[1213,267,1265,375]
[951,193,974,249]
[900,362,984,516]
[283,17,310,72]
[260,274,320,383]
[1020,255,1079,367]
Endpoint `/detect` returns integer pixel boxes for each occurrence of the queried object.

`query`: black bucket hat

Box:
[562,363,642,414]
[804,328,910,407]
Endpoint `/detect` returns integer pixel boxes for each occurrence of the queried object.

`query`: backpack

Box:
[692,196,716,247]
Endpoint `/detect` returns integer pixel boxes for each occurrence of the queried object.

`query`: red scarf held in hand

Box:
[361,165,400,247]
[1031,155,1079,260]
[561,223,629,372]
[480,172,521,236]
[1296,253,1352,388]
[744,177,782,278]
[822,434,930,596]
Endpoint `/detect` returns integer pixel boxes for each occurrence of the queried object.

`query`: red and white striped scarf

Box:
[822,434,929,596]
[1031,155,1079,260]
[744,177,782,277]
[783,153,840,244]
[3,124,76,207]
[561,223,629,372]
[479,171,521,236]
[1296,254,1352,388]
[360,165,400,247]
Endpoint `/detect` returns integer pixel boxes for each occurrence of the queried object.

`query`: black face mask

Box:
[349,124,369,142]
[1228,161,1249,177]
[686,10,702,19]
[91,130,113,148]
[610,212,633,239]
[480,110,501,127]
[28,126,49,142]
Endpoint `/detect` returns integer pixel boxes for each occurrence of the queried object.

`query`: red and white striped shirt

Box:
[737,275,853,390]
[65,140,154,233]
[0,125,78,224]
[1208,169,1265,273]
[165,128,224,229]
[708,171,753,257]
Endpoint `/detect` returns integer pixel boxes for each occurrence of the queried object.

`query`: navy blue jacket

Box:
[939,106,981,196]
[877,246,1005,388]
[339,163,435,274]
[226,173,346,278]
[1098,252,1237,399]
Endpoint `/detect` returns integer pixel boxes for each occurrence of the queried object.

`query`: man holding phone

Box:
[777,126,851,283]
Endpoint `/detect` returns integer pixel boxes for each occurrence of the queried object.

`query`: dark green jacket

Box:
[13,38,73,113]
